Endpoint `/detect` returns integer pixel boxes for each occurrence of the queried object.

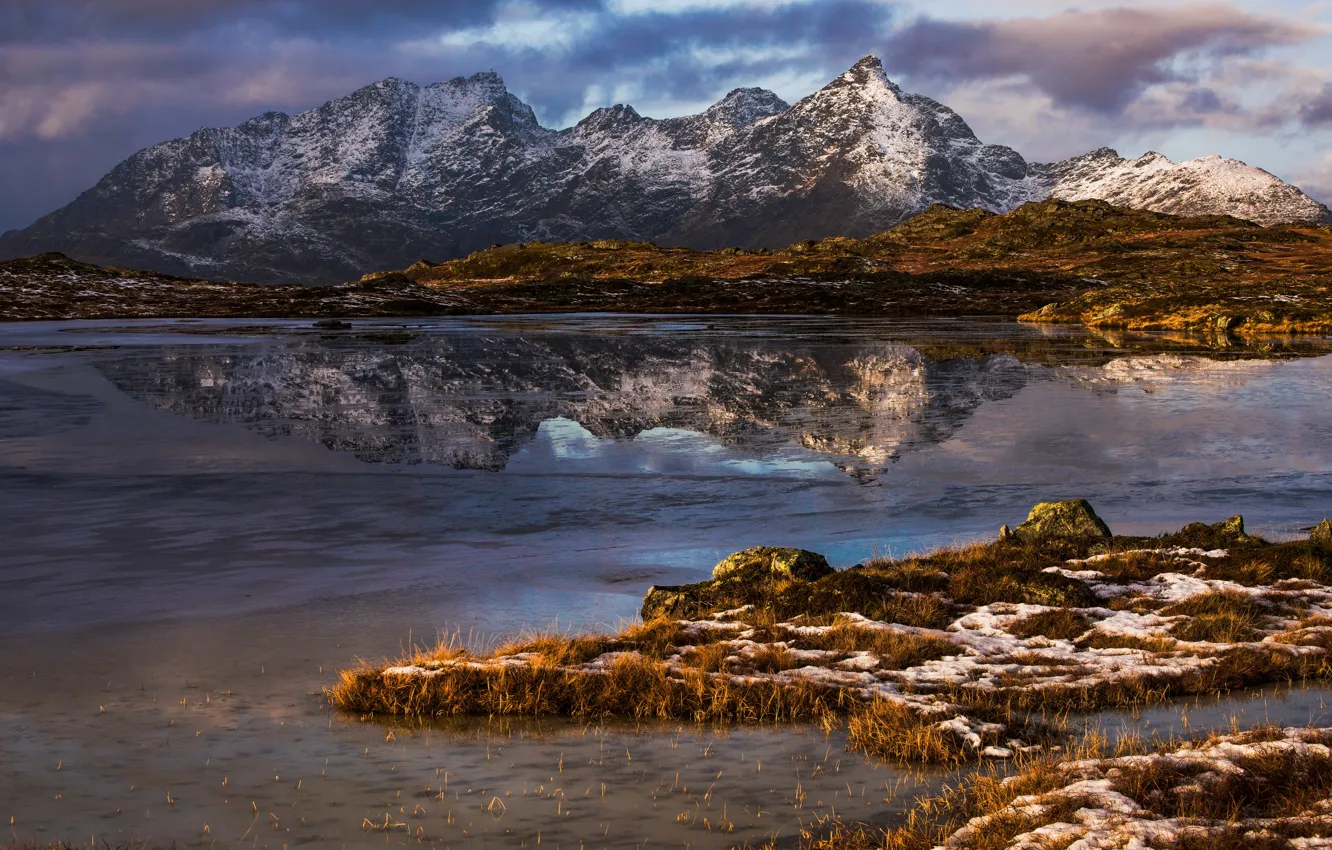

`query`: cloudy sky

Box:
[2,0,1331,232]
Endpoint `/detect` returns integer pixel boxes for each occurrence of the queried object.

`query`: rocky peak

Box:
[572,104,645,137]
[838,55,902,95]
[783,53,914,131]
[440,70,508,99]
[702,88,789,129]
[1133,151,1172,168]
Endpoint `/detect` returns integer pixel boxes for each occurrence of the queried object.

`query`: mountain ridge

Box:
[2,56,1328,283]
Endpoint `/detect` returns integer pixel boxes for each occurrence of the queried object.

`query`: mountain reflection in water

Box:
[95,330,1034,478]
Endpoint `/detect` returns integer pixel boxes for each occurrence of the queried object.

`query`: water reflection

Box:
[91,329,1065,478]
[4,317,1332,847]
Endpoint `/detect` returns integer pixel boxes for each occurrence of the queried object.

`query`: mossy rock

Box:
[1015,499,1112,541]
[1170,515,1259,548]
[641,584,695,620]
[1313,519,1332,552]
[712,547,833,583]
[640,580,731,620]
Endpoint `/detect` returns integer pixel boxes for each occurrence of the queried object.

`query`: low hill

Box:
[3,200,1330,334]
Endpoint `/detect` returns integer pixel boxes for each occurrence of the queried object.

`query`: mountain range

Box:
[1,55,1328,284]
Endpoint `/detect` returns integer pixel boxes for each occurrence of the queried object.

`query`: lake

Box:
[2,315,1331,847]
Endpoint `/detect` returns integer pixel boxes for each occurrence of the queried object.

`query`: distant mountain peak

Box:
[1033,148,1331,225]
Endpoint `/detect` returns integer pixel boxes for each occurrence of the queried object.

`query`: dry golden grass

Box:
[1076,631,1179,653]
[845,699,993,765]
[788,625,956,670]
[331,650,858,722]
[680,641,731,673]
[1088,549,1187,582]
[747,643,800,673]
[1007,609,1092,641]
[1164,591,1269,642]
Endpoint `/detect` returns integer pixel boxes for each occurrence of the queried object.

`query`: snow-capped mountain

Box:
[1,56,1327,283]
[1030,148,1330,227]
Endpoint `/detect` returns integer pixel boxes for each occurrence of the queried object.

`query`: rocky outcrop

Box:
[711,547,834,583]
[1311,519,1332,551]
[1013,499,1113,541]
[643,547,834,619]
[3,58,1324,283]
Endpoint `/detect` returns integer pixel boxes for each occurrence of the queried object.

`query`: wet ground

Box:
[3,315,1332,847]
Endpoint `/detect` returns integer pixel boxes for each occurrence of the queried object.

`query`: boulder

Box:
[1313,519,1332,552]
[711,546,834,583]
[641,585,693,620]
[1015,499,1112,541]
[1175,515,1255,547]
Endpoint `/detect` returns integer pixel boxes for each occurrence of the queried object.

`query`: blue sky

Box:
[2,0,1330,232]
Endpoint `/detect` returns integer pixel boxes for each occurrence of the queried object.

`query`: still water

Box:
[1,315,1331,847]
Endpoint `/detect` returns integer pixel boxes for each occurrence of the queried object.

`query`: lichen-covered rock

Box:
[1014,499,1112,540]
[1313,519,1332,551]
[641,585,695,620]
[1174,515,1257,547]
[711,546,834,582]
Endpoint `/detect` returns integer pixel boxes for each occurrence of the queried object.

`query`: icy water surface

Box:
[2,315,1332,847]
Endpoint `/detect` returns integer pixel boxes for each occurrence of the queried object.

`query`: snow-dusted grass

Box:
[777,725,1332,850]
[330,525,1332,766]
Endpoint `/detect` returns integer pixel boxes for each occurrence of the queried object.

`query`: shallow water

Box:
[2,315,1332,847]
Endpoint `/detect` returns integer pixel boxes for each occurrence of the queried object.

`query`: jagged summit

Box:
[572,104,645,136]
[1,56,1326,283]
[844,54,894,83]
[703,88,789,129]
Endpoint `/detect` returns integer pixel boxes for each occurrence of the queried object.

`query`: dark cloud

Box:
[0,0,599,42]
[881,5,1313,113]
[1301,84,1332,126]
[1180,87,1226,114]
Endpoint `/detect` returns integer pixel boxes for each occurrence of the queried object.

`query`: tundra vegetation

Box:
[6,200,1332,334]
